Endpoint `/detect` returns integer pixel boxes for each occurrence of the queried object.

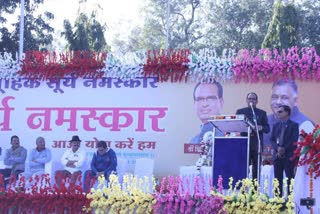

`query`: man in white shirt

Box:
[54,135,86,188]
[22,137,52,179]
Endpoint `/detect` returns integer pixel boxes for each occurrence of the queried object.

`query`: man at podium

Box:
[190,81,224,144]
[236,92,270,180]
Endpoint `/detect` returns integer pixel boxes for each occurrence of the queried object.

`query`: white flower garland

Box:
[98,53,145,80]
[0,52,21,79]
[196,131,214,174]
[185,49,235,82]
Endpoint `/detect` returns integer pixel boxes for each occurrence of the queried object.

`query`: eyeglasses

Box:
[247,97,257,101]
[195,96,219,103]
[271,95,290,101]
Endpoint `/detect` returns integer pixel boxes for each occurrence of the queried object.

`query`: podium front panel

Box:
[212,138,248,188]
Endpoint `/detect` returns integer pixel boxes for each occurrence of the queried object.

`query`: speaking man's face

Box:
[246,93,258,108]
[271,84,297,114]
[194,83,223,123]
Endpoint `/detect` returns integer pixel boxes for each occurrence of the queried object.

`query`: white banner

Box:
[1,77,319,178]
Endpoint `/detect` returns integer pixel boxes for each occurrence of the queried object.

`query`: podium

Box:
[208,115,250,188]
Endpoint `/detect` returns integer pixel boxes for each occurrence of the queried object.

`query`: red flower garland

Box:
[143,49,190,82]
[20,51,107,80]
[0,174,91,213]
[294,125,320,178]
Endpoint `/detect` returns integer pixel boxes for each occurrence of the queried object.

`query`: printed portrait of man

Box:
[190,81,224,144]
[263,79,314,154]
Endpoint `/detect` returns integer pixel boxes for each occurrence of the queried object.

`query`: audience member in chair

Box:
[0,135,27,188]
[55,135,86,189]
[22,137,52,180]
[83,141,117,192]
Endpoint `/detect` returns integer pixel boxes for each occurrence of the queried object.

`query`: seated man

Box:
[83,140,117,192]
[22,137,52,180]
[0,135,27,188]
[55,135,86,189]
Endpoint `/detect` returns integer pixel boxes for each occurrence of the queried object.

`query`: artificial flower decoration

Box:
[196,131,214,172]
[1,47,320,82]
[0,174,90,213]
[0,52,21,79]
[143,49,190,82]
[294,124,320,178]
[232,47,320,83]
[98,53,144,80]
[213,177,295,214]
[0,172,298,213]
[185,48,234,83]
[86,174,156,214]
[154,176,225,214]
[20,51,106,80]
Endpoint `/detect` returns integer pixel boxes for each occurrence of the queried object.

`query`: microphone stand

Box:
[209,121,223,134]
[250,103,261,185]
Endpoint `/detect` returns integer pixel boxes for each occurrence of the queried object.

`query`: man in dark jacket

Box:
[270,104,299,197]
[236,92,270,180]
[83,140,117,192]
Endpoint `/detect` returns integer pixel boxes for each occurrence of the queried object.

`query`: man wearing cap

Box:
[55,135,86,188]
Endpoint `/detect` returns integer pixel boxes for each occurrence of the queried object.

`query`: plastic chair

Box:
[134,158,154,193]
[45,160,53,175]
[116,158,128,184]
[134,158,154,176]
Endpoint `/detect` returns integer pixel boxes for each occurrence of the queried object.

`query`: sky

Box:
[35,0,146,50]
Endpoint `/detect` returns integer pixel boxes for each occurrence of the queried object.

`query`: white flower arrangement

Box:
[98,53,145,80]
[196,131,214,173]
[185,49,236,82]
[0,52,21,79]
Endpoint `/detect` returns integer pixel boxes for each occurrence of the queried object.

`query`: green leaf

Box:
[313,129,320,139]
[301,146,311,155]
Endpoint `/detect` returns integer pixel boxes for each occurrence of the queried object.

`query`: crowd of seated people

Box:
[0,135,117,192]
